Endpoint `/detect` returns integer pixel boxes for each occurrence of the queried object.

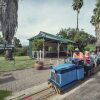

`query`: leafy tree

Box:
[90,0,100,45]
[32,39,43,51]
[67,44,74,51]
[57,28,76,40]
[57,28,96,51]
[15,47,27,56]
[0,0,18,60]
[13,37,22,48]
[72,0,83,32]
[90,0,100,26]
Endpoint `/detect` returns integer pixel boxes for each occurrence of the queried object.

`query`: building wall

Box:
[29,40,32,57]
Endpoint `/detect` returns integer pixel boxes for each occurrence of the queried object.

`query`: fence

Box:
[32,50,43,60]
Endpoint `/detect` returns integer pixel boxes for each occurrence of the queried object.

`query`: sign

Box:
[0,44,14,50]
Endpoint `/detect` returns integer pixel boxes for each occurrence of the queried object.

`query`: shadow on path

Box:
[0,76,16,84]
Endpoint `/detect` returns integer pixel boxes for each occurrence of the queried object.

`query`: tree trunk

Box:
[76,10,79,33]
[5,39,13,60]
[5,49,13,60]
[95,22,100,47]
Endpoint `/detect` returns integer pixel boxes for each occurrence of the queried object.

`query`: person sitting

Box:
[67,50,72,58]
[73,48,84,60]
[90,51,99,67]
[84,51,92,65]
[72,48,84,65]
[96,48,100,57]
[84,51,93,76]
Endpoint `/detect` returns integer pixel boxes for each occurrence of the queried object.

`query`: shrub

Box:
[0,50,4,56]
[14,47,27,56]
[67,44,74,51]
[85,47,90,51]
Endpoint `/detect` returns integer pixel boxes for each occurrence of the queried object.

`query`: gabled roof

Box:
[28,31,75,44]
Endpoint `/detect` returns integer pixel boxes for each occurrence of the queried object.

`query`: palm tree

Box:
[72,0,83,33]
[90,0,100,46]
[0,0,18,60]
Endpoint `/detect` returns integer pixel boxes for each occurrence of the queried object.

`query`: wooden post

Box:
[57,42,60,64]
[43,38,45,61]
[37,51,39,60]
[32,51,34,58]
[40,50,41,60]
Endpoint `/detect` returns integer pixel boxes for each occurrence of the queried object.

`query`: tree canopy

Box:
[0,0,18,60]
[32,39,43,51]
[72,0,83,31]
[13,37,22,48]
[90,0,100,26]
[57,28,96,51]
[0,0,18,43]
[72,0,83,12]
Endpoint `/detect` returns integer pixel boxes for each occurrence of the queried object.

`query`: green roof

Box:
[28,31,75,44]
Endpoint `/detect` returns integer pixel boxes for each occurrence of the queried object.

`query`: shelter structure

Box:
[28,31,75,60]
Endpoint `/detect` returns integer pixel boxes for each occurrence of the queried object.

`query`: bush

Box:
[0,50,4,56]
[14,47,27,56]
[67,44,74,51]
[85,47,90,51]
[85,44,95,51]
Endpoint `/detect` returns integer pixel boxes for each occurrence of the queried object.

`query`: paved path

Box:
[0,68,50,92]
[0,58,64,92]
[6,72,100,100]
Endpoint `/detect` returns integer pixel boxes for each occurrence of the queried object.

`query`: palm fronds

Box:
[72,0,83,12]
[0,0,18,44]
[91,0,100,25]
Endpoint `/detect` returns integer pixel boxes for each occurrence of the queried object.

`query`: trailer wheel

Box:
[53,85,59,94]
[57,88,61,94]
[48,81,50,84]
[48,83,53,88]
[53,85,61,94]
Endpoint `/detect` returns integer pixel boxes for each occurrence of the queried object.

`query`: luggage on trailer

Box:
[84,54,100,75]
[97,57,100,65]
[64,58,84,66]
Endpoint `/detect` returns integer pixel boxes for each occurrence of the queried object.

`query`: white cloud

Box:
[1,0,96,45]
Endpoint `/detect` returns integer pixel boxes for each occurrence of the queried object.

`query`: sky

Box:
[0,0,96,45]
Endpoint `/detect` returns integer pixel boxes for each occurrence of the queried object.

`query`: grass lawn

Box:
[0,56,35,71]
[0,90,11,100]
[0,56,53,71]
